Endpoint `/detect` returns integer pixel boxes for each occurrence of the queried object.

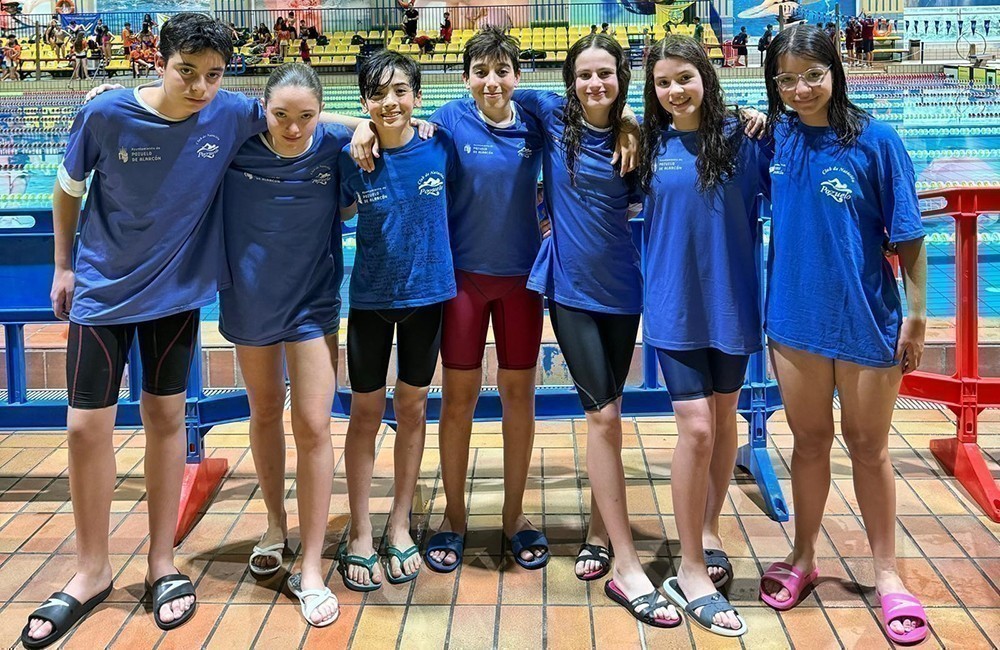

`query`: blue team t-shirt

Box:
[219,123,351,346]
[430,98,545,276]
[337,130,457,310]
[59,84,266,325]
[643,124,766,355]
[514,89,643,315]
[765,117,925,367]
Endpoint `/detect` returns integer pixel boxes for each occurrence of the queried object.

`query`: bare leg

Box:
[576,491,610,577]
[236,344,288,573]
[431,367,480,567]
[285,334,339,624]
[836,359,919,635]
[27,407,117,641]
[672,396,739,629]
[142,391,195,624]
[498,367,544,562]
[587,400,677,623]
[702,390,741,583]
[384,381,428,579]
[762,341,835,603]
[344,388,386,587]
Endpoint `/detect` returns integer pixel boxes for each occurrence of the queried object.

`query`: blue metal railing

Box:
[0,203,788,521]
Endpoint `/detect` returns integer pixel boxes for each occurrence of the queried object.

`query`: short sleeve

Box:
[429,100,458,130]
[511,89,562,121]
[878,133,924,243]
[59,105,101,197]
[338,149,357,209]
[235,93,267,141]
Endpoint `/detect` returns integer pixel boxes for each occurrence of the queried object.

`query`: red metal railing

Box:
[901,187,1000,522]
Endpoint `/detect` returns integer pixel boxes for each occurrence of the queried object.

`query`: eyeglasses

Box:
[773,66,831,91]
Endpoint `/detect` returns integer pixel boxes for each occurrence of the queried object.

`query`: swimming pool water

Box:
[1,75,999,322]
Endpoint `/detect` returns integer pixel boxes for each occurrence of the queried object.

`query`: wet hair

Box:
[561,34,631,184]
[462,25,520,76]
[764,25,868,148]
[159,12,233,64]
[639,36,742,193]
[264,62,323,106]
[358,49,420,100]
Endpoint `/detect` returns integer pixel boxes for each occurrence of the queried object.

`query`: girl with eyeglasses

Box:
[758,26,929,646]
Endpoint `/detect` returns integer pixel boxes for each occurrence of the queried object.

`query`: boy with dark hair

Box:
[424,25,549,573]
[21,14,256,648]
[336,49,456,591]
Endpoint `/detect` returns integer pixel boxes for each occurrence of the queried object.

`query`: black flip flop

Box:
[145,573,197,631]
[576,543,611,581]
[704,549,733,589]
[20,583,113,649]
[604,579,682,629]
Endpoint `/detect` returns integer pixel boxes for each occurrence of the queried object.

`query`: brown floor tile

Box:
[592,602,642,649]
[937,515,1000,557]
[0,512,50,552]
[205,603,268,649]
[500,562,543,605]
[740,515,791,558]
[497,604,542,650]
[898,515,966,558]
[546,604,592,650]
[0,553,47,600]
[108,606,163,649]
[926,607,995,649]
[931,558,1000,607]
[780,607,842,649]
[824,607,891,649]
[448,605,498,649]
[254,603,309,648]
[455,562,500,605]
[60,601,135,649]
[398,604,451,648]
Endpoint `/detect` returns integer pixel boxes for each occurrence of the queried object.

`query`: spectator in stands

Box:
[860,12,875,66]
[299,37,311,65]
[129,44,152,77]
[350,32,365,46]
[70,31,87,81]
[844,17,858,66]
[98,21,112,64]
[733,25,748,66]
[400,0,419,43]
[52,24,67,60]
[1,36,19,81]
[287,12,297,38]
[413,34,435,55]
[758,24,773,64]
[825,22,836,41]
[68,20,84,35]
[256,23,271,43]
[44,17,58,46]
[299,19,318,41]
[277,20,292,61]
[440,11,452,43]
[693,17,705,52]
[663,23,672,34]
[590,24,597,35]
[138,25,156,50]
[600,22,610,34]
[122,22,134,52]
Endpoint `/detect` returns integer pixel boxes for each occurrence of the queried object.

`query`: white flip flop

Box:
[248,539,286,577]
[287,573,339,628]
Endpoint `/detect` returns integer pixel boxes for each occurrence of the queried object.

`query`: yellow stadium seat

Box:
[332,56,345,64]
[445,53,459,64]
[333,31,346,39]
[367,30,381,39]
[554,51,567,62]
[348,45,360,54]
[344,56,356,65]
[432,53,445,63]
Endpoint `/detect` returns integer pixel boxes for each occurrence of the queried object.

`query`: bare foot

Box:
[702,532,728,585]
[576,533,609,578]
[295,570,338,625]
[761,552,816,604]
[877,571,924,637]
[386,526,421,580]
[612,567,679,625]
[146,567,196,625]
[503,512,546,563]
[250,516,287,574]
[427,514,465,568]
[676,564,740,630]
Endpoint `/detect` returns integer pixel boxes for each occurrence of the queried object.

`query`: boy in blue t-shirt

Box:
[336,50,455,592]
[25,13,264,647]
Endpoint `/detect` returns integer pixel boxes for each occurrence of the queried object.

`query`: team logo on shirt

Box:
[769,163,786,175]
[819,166,856,204]
[418,172,445,197]
[820,178,852,203]
[464,144,472,154]
[118,147,129,163]
[310,164,333,186]
[517,145,533,158]
[195,134,222,159]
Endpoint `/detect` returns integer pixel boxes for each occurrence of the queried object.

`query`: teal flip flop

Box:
[337,552,382,592]
[384,544,421,585]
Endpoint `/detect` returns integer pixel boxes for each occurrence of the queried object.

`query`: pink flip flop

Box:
[877,592,928,645]
[759,562,819,611]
